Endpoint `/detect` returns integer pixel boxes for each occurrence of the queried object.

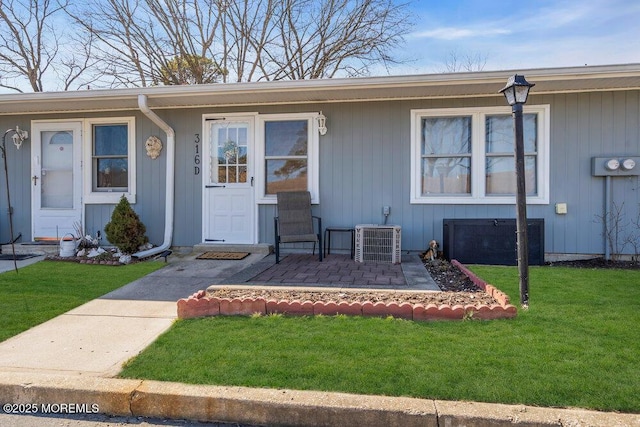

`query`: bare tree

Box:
[625,204,640,262]
[0,0,95,92]
[68,0,412,87]
[219,0,277,82]
[266,0,410,80]
[595,201,629,261]
[440,48,488,73]
[67,0,226,87]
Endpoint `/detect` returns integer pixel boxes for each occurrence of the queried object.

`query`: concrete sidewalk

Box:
[0,252,267,376]
[1,252,639,426]
[0,254,46,274]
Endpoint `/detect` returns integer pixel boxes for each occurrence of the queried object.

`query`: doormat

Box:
[0,254,39,261]
[196,252,250,260]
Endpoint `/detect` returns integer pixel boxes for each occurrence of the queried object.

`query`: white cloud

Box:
[411,27,510,41]
[395,0,640,74]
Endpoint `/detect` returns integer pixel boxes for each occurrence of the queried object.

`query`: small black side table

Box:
[324,227,355,258]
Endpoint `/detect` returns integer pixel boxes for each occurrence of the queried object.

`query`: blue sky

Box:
[385,0,640,74]
[2,0,638,93]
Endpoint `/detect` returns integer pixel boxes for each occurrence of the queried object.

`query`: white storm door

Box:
[203,118,255,244]
[32,121,83,239]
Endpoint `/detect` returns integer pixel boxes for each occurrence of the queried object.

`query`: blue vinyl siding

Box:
[1,89,639,257]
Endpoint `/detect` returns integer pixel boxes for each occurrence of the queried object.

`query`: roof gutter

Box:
[133,94,175,259]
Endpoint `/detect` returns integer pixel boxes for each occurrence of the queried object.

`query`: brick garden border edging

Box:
[177,260,517,321]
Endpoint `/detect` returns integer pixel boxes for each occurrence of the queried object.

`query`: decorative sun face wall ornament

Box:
[145,136,163,159]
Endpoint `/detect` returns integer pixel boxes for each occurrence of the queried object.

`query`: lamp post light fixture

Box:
[2,126,29,273]
[499,74,535,308]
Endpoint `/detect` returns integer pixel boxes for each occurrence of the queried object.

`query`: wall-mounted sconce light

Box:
[317,112,327,136]
[9,126,28,150]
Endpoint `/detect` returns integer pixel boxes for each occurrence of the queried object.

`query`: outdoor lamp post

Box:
[2,126,29,273]
[499,74,535,308]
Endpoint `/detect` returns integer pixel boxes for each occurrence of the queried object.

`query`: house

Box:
[0,64,639,261]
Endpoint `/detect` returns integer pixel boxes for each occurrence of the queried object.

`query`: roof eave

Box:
[1,63,639,115]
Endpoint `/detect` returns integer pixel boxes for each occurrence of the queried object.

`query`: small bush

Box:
[104,196,149,254]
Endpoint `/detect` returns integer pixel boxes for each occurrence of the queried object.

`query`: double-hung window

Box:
[410,105,549,204]
[256,113,320,203]
[83,117,136,204]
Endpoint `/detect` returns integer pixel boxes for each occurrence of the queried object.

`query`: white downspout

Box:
[133,94,175,259]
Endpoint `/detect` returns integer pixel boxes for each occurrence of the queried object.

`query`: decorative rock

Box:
[88,247,106,258]
[138,242,153,251]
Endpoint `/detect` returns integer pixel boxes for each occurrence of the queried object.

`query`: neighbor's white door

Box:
[31,121,83,240]
[203,117,255,244]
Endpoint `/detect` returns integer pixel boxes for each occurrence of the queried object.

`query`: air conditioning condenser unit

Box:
[354,224,401,264]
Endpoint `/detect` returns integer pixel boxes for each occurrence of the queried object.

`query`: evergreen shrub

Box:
[104,196,149,254]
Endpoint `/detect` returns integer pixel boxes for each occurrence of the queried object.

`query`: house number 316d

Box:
[194,133,200,175]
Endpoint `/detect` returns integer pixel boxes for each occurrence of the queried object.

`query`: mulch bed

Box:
[422,258,480,292]
[546,258,640,269]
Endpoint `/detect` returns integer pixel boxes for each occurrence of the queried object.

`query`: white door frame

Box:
[31,120,83,240]
[202,113,258,244]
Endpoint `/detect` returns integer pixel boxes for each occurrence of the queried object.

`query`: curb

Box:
[1,372,638,426]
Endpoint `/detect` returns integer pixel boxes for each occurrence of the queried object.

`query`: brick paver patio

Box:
[249,254,406,288]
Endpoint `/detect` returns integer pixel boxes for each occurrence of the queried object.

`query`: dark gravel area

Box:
[422,258,482,292]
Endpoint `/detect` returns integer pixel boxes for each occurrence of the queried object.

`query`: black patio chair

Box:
[274,191,322,264]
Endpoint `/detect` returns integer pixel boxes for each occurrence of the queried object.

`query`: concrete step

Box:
[1,242,59,255]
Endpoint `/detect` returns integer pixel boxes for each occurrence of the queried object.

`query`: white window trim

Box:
[255,112,320,204]
[410,105,550,205]
[83,117,136,204]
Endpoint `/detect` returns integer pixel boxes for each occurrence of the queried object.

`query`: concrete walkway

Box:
[0,252,267,376]
[0,252,639,426]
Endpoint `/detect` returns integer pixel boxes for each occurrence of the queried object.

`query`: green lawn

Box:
[119,265,640,413]
[0,260,165,342]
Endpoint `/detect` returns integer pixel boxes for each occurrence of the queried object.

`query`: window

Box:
[420,116,472,195]
[410,106,549,204]
[83,117,136,204]
[256,113,320,203]
[213,122,249,184]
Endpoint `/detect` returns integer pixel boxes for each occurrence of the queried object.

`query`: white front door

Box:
[203,117,255,244]
[31,121,83,240]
